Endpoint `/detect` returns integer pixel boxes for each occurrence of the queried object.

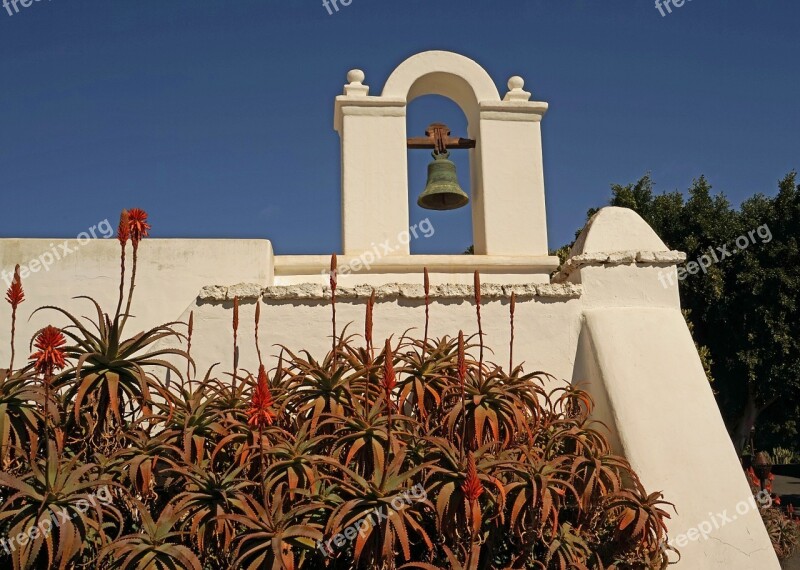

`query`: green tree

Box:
[576,173,800,454]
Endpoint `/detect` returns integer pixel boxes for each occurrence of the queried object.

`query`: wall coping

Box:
[273,254,560,276]
[552,250,686,283]
[198,282,583,302]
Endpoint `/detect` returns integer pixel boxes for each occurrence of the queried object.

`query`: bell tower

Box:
[334,51,552,261]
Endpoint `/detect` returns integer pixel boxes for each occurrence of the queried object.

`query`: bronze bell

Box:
[417,151,470,211]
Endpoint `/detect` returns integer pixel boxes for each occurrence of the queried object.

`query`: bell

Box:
[417,151,469,211]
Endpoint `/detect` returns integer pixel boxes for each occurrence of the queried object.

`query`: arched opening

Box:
[336,51,548,259]
[381,52,501,256]
[406,94,474,254]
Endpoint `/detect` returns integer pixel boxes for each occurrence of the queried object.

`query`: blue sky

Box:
[1,0,797,254]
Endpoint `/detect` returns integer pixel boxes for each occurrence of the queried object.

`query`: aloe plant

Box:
[0,216,675,569]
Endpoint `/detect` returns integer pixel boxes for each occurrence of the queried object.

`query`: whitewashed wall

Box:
[0,49,780,569]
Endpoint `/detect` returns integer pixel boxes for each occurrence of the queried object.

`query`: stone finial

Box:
[503,75,531,102]
[344,69,369,96]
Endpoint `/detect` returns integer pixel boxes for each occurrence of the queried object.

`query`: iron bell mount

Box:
[408,123,475,211]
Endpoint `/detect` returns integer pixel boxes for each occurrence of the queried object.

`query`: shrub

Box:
[761,507,800,561]
[746,465,800,561]
[0,210,673,569]
[771,447,798,465]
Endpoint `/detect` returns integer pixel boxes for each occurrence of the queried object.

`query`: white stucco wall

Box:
[0,50,780,569]
[568,208,779,569]
[0,210,777,568]
[0,238,273,355]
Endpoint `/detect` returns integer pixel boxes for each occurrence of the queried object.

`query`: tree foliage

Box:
[580,173,800,453]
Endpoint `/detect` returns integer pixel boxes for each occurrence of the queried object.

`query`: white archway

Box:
[334,50,550,258]
[383,51,501,130]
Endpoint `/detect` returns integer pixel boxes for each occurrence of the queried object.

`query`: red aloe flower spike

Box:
[382,339,396,398]
[5,265,24,308]
[6,264,25,372]
[121,209,150,329]
[457,330,466,391]
[117,209,130,246]
[247,364,276,429]
[127,208,151,249]
[365,290,374,353]
[383,338,396,456]
[30,326,68,377]
[31,325,67,492]
[249,363,274,509]
[462,452,484,504]
[330,253,338,353]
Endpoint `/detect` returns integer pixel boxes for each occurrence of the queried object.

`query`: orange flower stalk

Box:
[232,296,239,388]
[5,265,24,308]
[247,365,276,429]
[365,290,375,354]
[186,310,194,392]
[115,210,130,318]
[474,271,484,372]
[117,209,130,246]
[364,290,376,405]
[30,325,67,377]
[233,296,239,333]
[330,253,338,291]
[255,301,263,367]
[509,291,516,373]
[423,267,430,348]
[6,264,25,372]
[249,363,275,508]
[457,330,466,391]
[382,339,396,400]
[122,208,151,329]
[31,325,67,492]
[458,330,467,453]
[330,253,338,352]
[383,339,396,454]
[462,452,484,504]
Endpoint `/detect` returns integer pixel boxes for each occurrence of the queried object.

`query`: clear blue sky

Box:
[1,0,798,254]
